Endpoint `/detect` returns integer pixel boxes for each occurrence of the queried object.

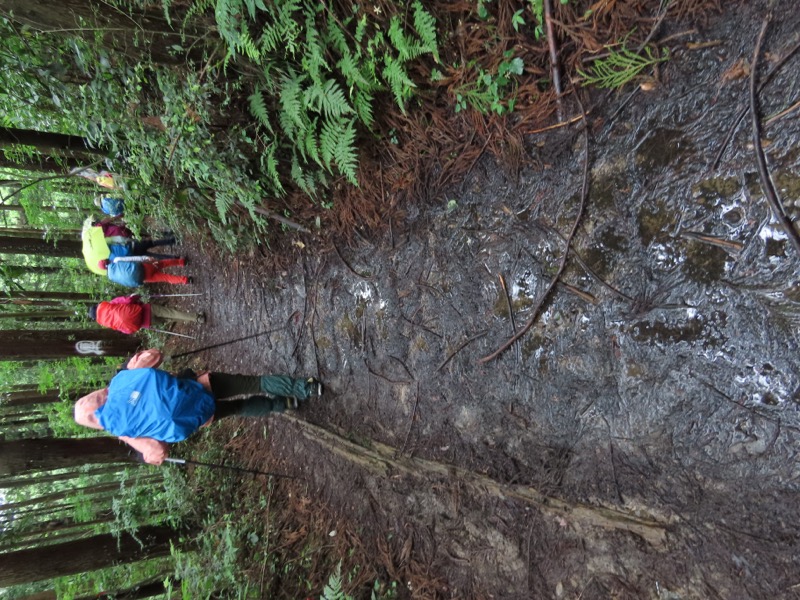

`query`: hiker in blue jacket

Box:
[99,257,189,287]
[74,348,323,464]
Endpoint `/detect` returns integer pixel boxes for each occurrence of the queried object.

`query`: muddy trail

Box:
[168,2,800,598]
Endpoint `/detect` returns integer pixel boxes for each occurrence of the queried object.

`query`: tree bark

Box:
[0,437,131,476]
[0,328,139,359]
[0,525,178,586]
[0,234,81,257]
[2,0,207,66]
[0,127,105,156]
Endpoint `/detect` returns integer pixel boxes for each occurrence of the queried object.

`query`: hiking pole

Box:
[170,324,289,360]
[164,457,300,479]
[146,293,206,298]
[149,327,197,339]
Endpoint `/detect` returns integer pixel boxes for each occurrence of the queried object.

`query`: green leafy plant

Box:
[578,43,669,89]
[453,51,525,115]
[196,0,439,195]
[528,0,569,39]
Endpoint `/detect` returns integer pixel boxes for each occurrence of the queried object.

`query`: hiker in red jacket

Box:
[89,295,205,334]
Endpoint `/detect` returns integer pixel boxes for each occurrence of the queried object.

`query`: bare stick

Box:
[748,15,800,257]
[480,96,589,364]
[543,0,563,121]
[236,201,311,233]
[499,274,521,363]
[395,383,420,458]
[710,36,800,171]
[438,330,488,372]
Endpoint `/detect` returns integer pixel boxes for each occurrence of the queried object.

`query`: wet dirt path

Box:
[182,2,800,597]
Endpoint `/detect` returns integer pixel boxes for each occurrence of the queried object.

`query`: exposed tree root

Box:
[281,415,672,548]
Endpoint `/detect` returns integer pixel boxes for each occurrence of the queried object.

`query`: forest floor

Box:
[153,1,800,598]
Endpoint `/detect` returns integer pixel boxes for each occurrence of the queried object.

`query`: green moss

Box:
[637,200,675,246]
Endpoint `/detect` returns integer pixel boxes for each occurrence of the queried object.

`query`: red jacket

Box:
[96,296,152,334]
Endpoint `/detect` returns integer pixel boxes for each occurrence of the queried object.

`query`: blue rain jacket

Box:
[107,261,144,287]
[97,368,216,442]
[108,243,132,260]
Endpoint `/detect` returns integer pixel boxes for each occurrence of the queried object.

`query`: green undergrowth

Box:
[162,425,398,599]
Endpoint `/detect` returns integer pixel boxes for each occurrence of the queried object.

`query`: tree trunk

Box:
[0,525,178,586]
[0,329,139,359]
[0,234,81,257]
[0,127,105,156]
[3,0,207,66]
[1,389,65,408]
[0,437,131,476]
[0,464,125,488]
[1,291,95,303]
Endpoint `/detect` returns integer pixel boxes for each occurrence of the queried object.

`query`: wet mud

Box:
[176,1,800,597]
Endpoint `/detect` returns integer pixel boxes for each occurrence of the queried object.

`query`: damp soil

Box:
[163,2,800,598]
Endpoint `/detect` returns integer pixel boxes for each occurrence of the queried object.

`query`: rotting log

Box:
[281,415,671,548]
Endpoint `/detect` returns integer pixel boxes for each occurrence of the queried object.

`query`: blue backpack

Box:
[107,261,144,287]
[98,368,215,442]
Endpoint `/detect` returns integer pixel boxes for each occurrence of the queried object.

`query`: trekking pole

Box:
[164,457,301,479]
[170,324,289,360]
[146,293,206,298]
[149,327,197,339]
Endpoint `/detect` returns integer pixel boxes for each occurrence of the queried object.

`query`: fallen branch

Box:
[543,0,563,121]
[395,382,420,458]
[710,36,800,171]
[479,96,590,364]
[748,14,800,257]
[237,201,311,233]
[437,330,488,372]
[498,273,521,363]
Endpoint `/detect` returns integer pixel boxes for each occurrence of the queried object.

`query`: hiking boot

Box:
[306,378,323,397]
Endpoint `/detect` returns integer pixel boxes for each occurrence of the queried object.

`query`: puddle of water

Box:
[635,128,695,170]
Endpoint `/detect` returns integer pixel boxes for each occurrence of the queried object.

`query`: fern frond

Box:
[319,116,339,170]
[291,152,318,196]
[263,142,283,194]
[215,0,243,47]
[325,15,350,56]
[303,120,321,166]
[279,73,306,136]
[248,88,273,133]
[235,28,260,61]
[352,89,374,129]
[412,1,439,62]
[334,118,358,185]
[319,79,353,118]
[214,192,234,225]
[382,56,416,112]
[183,0,214,25]
[321,562,347,600]
[304,10,328,83]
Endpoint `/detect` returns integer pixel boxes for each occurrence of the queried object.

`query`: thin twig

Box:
[246,203,311,233]
[365,360,412,385]
[480,95,590,364]
[543,0,563,121]
[498,274,521,363]
[333,243,374,280]
[765,97,800,126]
[395,383,420,458]
[438,330,488,372]
[710,36,800,171]
[748,14,800,257]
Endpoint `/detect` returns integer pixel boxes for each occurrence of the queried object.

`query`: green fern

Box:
[352,89,375,129]
[183,0,214,25]
[412,1,440,62]
[578,44,669,89]
[382,56,416,112]
[321,562,353,600]
[248,88,273,133]
[319,116,358,184]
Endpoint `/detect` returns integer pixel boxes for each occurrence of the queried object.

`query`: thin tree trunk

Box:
[0,437,131,476]
[0,329,139,359]
[0,525,179,586]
